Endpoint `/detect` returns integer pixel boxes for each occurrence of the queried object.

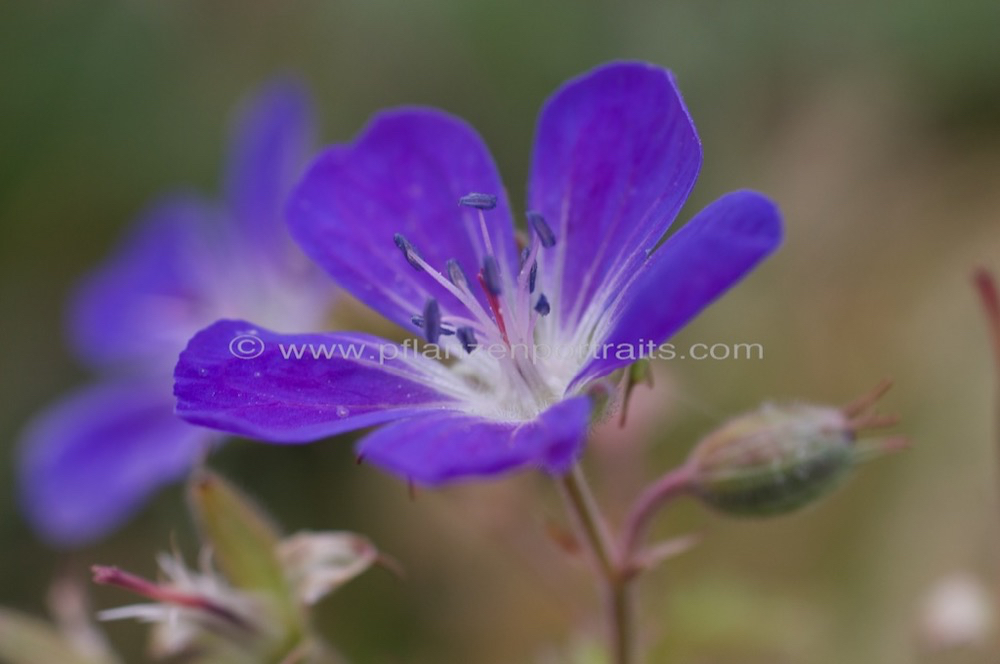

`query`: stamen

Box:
[518,248,539,294]
[482,256,503,296]
[509,232,542,347]
[446,258,469,288]
[456,326,478,354]
[526,211,556,248]
[534,294,550,316]
[398,246,498,338]
[411,315,454,335]
[423,298,442,344]
[477,209,497,260]
[459,193,498,210]
[393,233,423,271]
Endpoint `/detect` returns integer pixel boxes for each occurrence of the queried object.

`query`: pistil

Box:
[478,271,510,344]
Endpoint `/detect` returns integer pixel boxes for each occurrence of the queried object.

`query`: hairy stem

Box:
[558,466,633,664]
[974,269,1000,438]
[558,458,694,663]
[619,465,694,567]
[973,268,1000,633]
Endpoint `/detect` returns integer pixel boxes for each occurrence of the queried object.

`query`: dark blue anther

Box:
[413,313,453,335]
[423,298,442,344]
[482,256,503,296]
[393,233,423,271]
[526,211,556,248]
[534,294,550,316]
[456,326,478,354]
[459,193,498,210]
[519,248,538,293]
[446,258,468,288]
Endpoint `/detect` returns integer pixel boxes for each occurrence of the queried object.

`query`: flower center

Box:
[394,194,564,420]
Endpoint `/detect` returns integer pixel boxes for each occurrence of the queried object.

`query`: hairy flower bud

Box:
[687,381,905,517]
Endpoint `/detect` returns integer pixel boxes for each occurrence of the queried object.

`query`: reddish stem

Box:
[974,269,1000,382]
[618,464,695,570]
[91,565,253,631]
[558,468,632,664]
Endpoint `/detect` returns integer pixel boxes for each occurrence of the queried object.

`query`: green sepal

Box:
[187,470,305,648]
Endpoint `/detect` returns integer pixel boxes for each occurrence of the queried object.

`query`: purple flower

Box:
[174,62,783,486]
[18,79,333,546]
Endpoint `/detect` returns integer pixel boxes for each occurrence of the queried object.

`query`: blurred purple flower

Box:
[18,79,334,546]
[173,62,783,486]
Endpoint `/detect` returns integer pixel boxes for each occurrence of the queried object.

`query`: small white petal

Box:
[278,531,378,605]
[98,604,171,623]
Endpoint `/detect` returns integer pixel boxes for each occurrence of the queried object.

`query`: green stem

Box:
[558,466,634,664]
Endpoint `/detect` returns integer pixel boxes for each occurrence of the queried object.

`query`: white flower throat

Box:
[394,193,579,421]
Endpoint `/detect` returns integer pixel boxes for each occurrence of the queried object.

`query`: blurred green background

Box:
[2,1,1000,662]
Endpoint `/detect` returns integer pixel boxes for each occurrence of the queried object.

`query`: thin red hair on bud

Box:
[841,378,894,418]
[91,564,254,631]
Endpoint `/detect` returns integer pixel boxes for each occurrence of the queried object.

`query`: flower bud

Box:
[687,381,905,517]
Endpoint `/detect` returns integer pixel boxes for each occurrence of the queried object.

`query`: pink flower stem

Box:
[618,464,695,570]
[974,269,1000,530]
[975,269,1000,418]
[558,466,633,664]
[558,462,695,664]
